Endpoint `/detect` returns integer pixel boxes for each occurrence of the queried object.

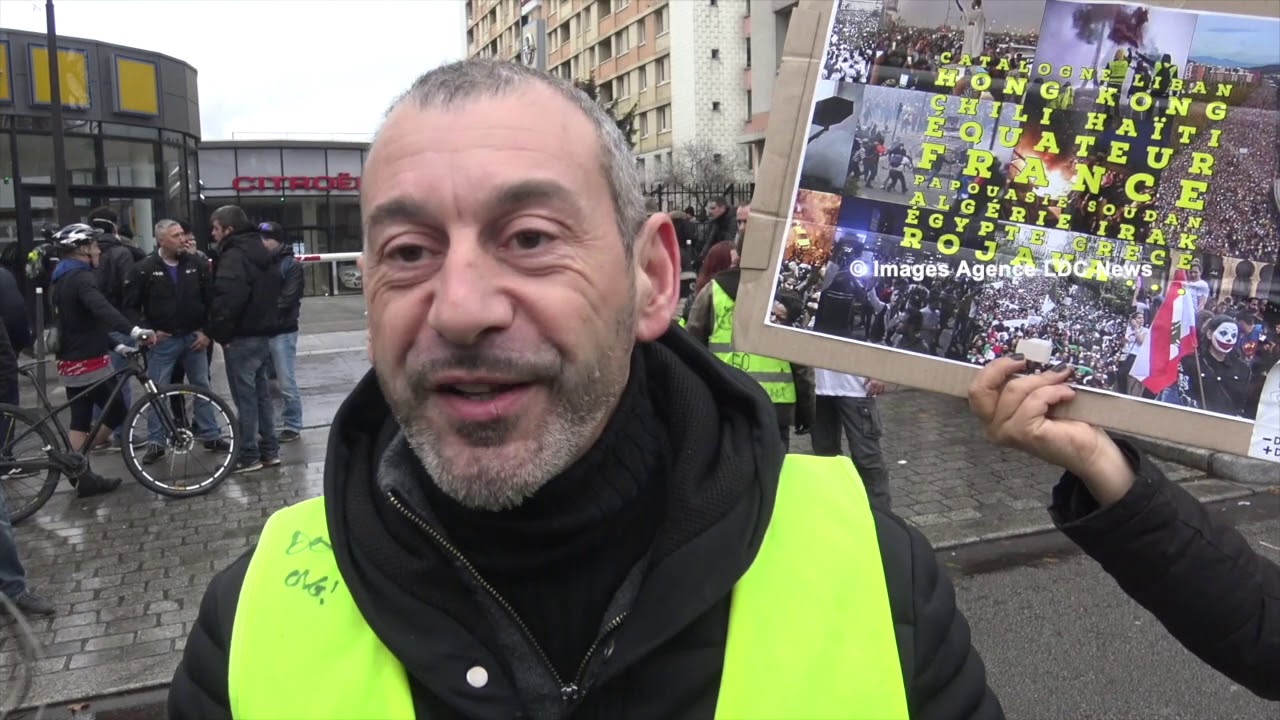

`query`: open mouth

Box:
[433,380,538,422]
[439,383,530,401]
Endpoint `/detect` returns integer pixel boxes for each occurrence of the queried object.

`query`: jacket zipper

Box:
[387,491,626,704]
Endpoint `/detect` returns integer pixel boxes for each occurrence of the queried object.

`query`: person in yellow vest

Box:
[169,59,1005,719]
[684,209,816,451]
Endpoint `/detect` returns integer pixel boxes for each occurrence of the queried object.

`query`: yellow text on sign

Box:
[30,46,90,107]
[115,57,158,115]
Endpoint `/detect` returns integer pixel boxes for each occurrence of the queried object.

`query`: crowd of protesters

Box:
[1153,83,1279,263]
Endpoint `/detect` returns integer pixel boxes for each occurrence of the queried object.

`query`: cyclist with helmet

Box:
[48,223,155,497]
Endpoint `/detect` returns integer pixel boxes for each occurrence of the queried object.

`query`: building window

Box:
[711,48,720,60]
[746,90,753,117]
[104,139,159,187]
[710,0,718,5]
[656,7,667,34]
[639,64,648,90]
[616,29,629,54]
[658,106,671,132]
[712,101,721,111]
[637,18,647,45]
[713,153,723,163]
[235,148,283,178]
[657,57,669,84]
[640,112,650,137]
[199,149,236,189]
[599,0,612,16]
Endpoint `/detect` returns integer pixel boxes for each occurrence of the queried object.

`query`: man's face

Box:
[210,221,229,242]
[360,83,678,511]
[82,241,101,267]
[182,231,197,251]
[1189,265,1201,281]
[158,225,186,255]
[708,202,726,220]
[736,205,750,236]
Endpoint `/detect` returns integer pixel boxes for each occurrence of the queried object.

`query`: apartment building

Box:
[466,0,759,186]
[740,0,799,172]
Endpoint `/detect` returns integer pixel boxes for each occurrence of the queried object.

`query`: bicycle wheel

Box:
[0,404,63,524]
[120,384,238,497]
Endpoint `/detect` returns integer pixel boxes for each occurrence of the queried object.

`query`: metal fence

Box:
[644,183,756,215]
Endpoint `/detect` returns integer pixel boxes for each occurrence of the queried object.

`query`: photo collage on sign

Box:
[779,0,1280,421]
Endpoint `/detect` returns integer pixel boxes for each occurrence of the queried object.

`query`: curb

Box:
[1114,432,1280,488]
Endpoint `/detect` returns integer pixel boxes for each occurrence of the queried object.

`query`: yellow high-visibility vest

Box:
[227,454,908,720]
[708,280,797,404]
[1106,59,1129,87]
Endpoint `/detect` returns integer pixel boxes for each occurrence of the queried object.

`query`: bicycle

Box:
[0,345,239,523]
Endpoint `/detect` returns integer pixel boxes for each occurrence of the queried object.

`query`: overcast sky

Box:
[0,0,467,140]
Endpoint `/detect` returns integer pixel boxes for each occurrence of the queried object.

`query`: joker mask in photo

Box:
[1208,316,1240,358]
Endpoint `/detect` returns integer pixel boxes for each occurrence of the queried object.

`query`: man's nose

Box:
[426,241,515,347]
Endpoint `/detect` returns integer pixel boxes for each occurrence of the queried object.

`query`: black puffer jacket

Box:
[1051,441,1280,700]
[94,233,144,311]
[206,230,282,343]
[169,328,1003,719]
[51,262,134,362]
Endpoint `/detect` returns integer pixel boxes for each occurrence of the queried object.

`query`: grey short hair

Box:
[372,58,646,258]
[154,218,181,237]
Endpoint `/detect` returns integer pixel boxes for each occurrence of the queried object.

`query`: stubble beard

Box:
[384,302,637,512]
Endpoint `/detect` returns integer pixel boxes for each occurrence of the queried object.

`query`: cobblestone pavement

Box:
[2,298,1264,709]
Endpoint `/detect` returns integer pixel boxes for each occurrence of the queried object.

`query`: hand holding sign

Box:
[968,356,1135,507]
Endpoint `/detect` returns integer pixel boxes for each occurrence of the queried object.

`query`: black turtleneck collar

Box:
[376,346,671,679]
[419,347,669,576]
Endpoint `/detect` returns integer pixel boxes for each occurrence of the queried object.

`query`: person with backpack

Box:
[87,207,146,445]
[48,224,155,497]
[258,222,305,443]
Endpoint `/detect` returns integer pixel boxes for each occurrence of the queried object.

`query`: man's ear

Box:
[632,213,681,342]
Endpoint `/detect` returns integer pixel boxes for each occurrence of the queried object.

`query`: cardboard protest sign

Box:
[734,0,1280,462]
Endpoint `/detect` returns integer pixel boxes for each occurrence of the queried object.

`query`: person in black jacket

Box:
[169,59,1004,719]
[0,318,55,617]
[123,219,230,465]
[970,357,1279,701]
[206,206,283,474]
[0,266,29,362]
[258,222,305,442]
[48,224,154,497]
[88,207,146,444]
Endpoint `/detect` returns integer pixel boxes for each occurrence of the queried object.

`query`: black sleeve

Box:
[0,319,16,402]
[122,261,146,327]
[75,274,135,337]
[876,513,1005,720]
[280,261,305,310]
[206,252,250,344]
[199,261,215,336]
[1050,439,1280,700]
[168,549,252,720]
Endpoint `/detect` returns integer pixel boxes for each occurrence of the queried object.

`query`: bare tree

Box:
[656,139,748,190]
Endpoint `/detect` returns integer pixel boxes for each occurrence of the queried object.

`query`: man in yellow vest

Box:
[684,207,816,450]
[170,59,1005,719]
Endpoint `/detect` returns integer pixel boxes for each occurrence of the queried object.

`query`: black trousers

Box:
[811,395,892,511]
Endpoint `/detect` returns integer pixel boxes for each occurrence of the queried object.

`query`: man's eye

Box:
[389,246,426,263]
[512,231,550,251]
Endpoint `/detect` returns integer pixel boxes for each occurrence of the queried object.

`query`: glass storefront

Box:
[197,141,368,297]
[0,28,201,272]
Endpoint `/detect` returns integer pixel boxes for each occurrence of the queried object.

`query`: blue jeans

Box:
[146,334,220,445]
[223,337,279,464]
[0,379,28,598]
[269,332,302,433]
[0,480,27,599]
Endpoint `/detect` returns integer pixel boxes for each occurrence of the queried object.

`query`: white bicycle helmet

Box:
[51,223,101,250]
